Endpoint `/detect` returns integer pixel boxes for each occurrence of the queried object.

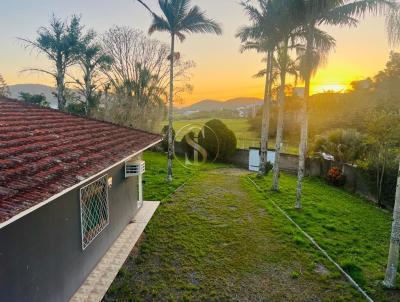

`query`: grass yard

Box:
[249,173,400,302]
[102,152,387,302]
[160,118,258,141]
[159,118,298,153]
[142,151,228,201]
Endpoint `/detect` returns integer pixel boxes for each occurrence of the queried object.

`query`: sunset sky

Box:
[0,0,394,106]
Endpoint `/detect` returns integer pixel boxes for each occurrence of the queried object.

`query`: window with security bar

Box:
[80,175,109,250]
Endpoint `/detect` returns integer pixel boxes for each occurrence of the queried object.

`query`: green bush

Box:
[312,128,366,167]
[66,102,86,116]
[199,119,237,162]
[161,125,175,152]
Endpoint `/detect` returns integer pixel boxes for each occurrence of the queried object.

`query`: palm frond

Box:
[149,14,171,35]
[136,0,157,15]
[179,5,222,36]
[333,0,396,19]
[313,28,336,53]
[159,0,177,30]
[386,4,400,47]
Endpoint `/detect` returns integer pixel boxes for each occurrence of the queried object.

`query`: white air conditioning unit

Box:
[125,160,145,178]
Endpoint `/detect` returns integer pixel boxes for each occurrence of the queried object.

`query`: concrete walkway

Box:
[70,201,160,302]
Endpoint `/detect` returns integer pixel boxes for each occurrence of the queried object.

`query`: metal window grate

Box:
[80,175,109,250]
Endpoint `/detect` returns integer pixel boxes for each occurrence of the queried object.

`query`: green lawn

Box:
[248,173,400,301]
[103,152,400,301]
[142,151,228,201]
[159,118,298,153]
[104,152,400,301]
[104,155,362,301]
[160,118,258,140]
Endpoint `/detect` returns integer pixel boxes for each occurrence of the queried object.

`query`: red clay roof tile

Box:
[0,98,161,225]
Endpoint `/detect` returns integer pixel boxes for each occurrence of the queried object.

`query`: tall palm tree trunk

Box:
[272,40,288,191]
[167,33,175,182]
[296,27,314,209]
[84,71,92,116]
[296,79,310,208]
[259,50,273,176]
[383,161,400,288]
[56,64,66,111]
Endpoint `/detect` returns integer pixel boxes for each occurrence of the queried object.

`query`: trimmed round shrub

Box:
[199,119,237,162]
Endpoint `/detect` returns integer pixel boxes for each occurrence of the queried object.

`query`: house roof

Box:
[0,98,161,226]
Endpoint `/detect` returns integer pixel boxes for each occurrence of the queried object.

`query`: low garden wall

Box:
[228,149,392,208]
[230,149,299,173]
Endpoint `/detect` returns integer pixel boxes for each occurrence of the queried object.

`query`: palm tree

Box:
[295,0,395,209]
[237,0,279,176]
[136,0,222,182]
[383,3,400,288]
[75,32,113,116]
[270,0,303,191]
[20,15,84,111]
[384,161,400,288]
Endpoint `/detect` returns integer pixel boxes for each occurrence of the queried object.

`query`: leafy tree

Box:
[105,64,166,132]
[0,74,10,97]
[64,89,86,116]
[313,128,366,170]
[363,110,400,205]
[19,92,50,107]
[101,26,193,132]
[373,51,400,109]
[66,102,86,116]
[137,0,222,182]
[20,15,85,111]
[74,31,113,117]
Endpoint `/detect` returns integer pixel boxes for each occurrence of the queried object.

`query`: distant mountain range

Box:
[180,97,263,112]
[9,84,58,108]
[7,84,263,113]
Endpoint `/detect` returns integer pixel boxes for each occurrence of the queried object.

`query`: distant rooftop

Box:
[0,98,161,226]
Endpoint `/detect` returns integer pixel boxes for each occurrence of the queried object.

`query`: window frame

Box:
[79,174,110,250]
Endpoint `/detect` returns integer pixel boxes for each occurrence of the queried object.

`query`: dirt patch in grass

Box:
[104,169,361,301]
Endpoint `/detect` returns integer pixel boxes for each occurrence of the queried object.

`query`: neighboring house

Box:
[182,109,199,116]
[0,98,162,302]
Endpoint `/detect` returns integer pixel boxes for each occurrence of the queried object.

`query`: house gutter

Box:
[0,139,162,231]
